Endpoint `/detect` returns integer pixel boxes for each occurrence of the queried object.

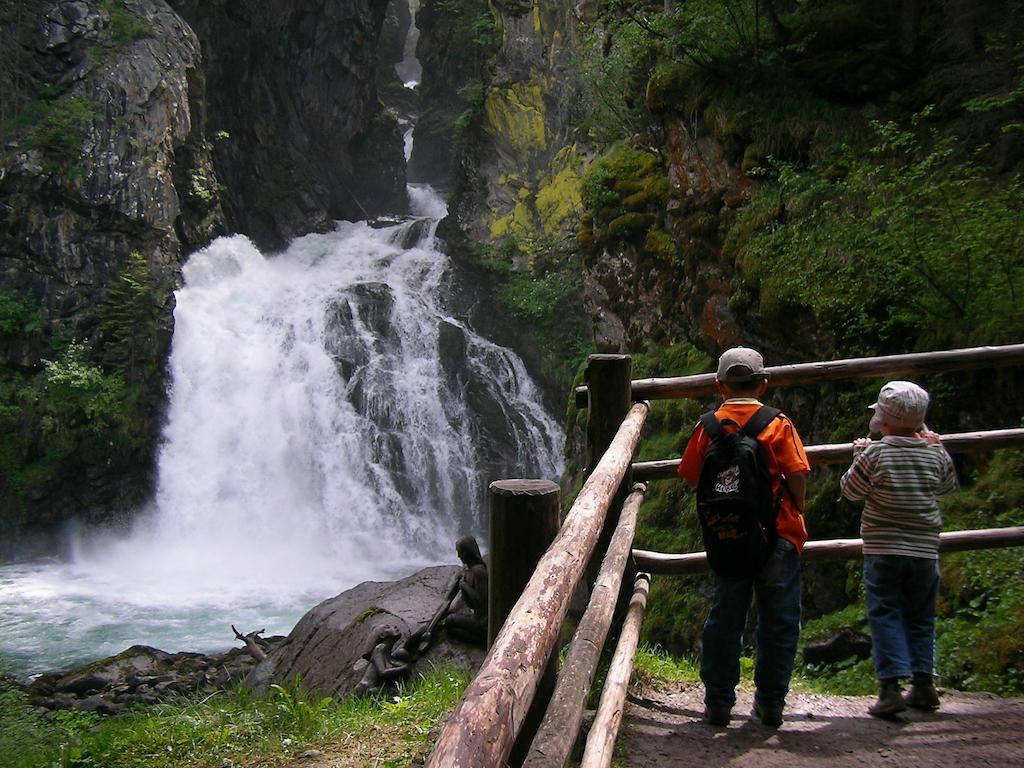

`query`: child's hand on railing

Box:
[852,436,872,456]
[920,430,942,444]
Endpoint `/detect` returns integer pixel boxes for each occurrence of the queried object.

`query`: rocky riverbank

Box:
[9,564,484,715]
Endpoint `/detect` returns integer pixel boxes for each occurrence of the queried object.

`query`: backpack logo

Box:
[714,466,740,494]
[693,405,782,577]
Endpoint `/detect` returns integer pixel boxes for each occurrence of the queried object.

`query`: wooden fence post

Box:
[489,479,561,767]
[584,355,633,587]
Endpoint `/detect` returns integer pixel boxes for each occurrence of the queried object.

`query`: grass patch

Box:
[1,667,469,768]
[632,644,700,690]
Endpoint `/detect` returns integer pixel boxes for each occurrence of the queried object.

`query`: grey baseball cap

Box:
[868,380,930,432]
[717,347,769,383]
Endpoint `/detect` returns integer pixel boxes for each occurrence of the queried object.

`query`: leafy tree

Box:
[41,341,127,436]
[97,251,161,379]
[729,110,1024,352]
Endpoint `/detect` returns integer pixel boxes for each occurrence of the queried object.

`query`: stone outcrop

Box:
[0,0,222,539]
[247,565,485,697]
[1,0,215,353]
[21,641,283,714]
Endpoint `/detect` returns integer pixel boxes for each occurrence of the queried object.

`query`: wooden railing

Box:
[422,343,1024,768]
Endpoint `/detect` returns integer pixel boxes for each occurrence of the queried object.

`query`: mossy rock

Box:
[741,143,764,175]
[606,212,652,240]
[576,227,596,254]
[643,227,676,262]
[645,60,700,113]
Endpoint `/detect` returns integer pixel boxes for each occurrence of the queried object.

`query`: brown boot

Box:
[868,679,907,718]
[904,673,940,710]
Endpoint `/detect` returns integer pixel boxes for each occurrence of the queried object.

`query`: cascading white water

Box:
[0,186,565,673]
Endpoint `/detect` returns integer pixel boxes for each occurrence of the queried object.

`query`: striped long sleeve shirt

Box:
[840,436,958,559]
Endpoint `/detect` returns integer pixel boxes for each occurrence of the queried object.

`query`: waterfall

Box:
[67,186,563,604]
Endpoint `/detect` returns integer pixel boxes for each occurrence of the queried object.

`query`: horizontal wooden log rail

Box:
[524,484,646,768]
[632,428,1024,481]
[422,402,649,768]
[633,526,1024,575]
[575,343,1024,408]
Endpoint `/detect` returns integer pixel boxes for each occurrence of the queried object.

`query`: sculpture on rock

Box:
[352,628,411,696]
[444,535,488,646]
[394,534,489,659]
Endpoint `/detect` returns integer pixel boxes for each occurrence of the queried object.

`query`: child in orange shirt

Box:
[678,347,811,728]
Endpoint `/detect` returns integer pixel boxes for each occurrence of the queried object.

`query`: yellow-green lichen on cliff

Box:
[489,199,536,240]
[534,145,585,236]
[483,83,547,158]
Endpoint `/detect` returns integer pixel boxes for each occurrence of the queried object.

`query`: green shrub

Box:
[935,449,1024,694]
[26,96,95,167]
[0,293,43,336]
[104,1,153,43]
[97,251,161,379]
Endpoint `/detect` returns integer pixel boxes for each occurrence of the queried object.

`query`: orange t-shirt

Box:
[677,399,811,551]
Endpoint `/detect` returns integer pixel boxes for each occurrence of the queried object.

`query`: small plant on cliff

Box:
[25,96,96,169]
[42,342,127,435]
[0,292,44,336]
[102,1,153,43]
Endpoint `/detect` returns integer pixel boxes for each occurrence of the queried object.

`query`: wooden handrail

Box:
[632,428,1024,481]
[575,343,1024,407]
[632,526,1024,575]
[422,402,649,768]
[524,484,646,768]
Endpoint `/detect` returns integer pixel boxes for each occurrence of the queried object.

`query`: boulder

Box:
[803,627,873,666]
[247,564,485,697]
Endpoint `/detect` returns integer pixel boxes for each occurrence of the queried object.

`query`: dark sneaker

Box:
[868,680,907,718]
[904,675,940,710]
[702,705,731,726]
[752,700,784,727]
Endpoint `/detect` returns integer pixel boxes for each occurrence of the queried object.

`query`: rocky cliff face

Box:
[169,0,408,251]
[0,1,220,546]
[412,0,590,407]
[1,0,214,354]
[418,0,584,241]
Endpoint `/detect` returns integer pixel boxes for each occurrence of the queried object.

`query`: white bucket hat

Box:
[868,381,930,432]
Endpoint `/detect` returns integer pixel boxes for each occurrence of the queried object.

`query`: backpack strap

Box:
[739,405,781,438]
[699,410,723,439]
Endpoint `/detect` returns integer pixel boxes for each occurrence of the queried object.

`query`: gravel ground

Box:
[620,682,1024,767]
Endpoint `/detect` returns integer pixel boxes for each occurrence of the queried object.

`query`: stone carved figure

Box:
[352,628,410,696]
[444,535,488,646]
[353,536,489,695]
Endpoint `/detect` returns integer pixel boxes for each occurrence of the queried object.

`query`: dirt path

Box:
[620,683,1024,767]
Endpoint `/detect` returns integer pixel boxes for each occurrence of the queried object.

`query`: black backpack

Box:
[695,405,782,577]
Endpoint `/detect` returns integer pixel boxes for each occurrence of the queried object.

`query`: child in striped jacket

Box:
[840,380,958,719]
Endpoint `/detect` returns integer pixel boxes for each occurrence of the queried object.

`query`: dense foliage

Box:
[729,112,1024,352]
[0,253,162,527]
[573,0,1024,694]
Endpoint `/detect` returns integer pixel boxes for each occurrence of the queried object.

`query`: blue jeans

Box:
[701,538,802,710]
[863,554,938,680]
